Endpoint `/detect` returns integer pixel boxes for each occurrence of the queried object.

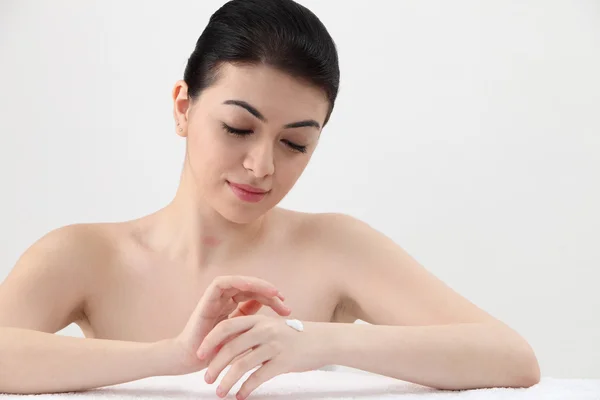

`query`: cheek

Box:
[189,130,228,164]
[189,134,251,194]
[274,158,310,189]
[187,131,224,181]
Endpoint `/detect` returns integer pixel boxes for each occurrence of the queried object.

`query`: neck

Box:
[139,159,270,268]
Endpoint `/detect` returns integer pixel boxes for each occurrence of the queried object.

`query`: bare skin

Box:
[0,63,539,396]
[76,207,347,343]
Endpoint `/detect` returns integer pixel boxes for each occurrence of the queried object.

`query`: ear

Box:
[172,80,191,138]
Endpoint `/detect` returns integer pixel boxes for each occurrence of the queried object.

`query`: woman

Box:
[0,0,540,398]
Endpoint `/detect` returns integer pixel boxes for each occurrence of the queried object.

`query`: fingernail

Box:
[236,393,244,400]
[216,386,225,397]
[204,372,211,383]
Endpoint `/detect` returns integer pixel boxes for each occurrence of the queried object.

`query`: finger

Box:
[230,348,253,365]
[215,346,273,398]
[237,361,280,400]
[211,276,280,300]
[197,316,261,360]
[205,329,264,385]
[201,332,245,364]
[229,300,263,318]
[231,293,290,316]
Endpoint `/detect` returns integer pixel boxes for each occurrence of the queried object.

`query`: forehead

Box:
[198,63,329,125]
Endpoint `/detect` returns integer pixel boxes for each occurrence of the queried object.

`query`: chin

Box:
[211,182,283,224]
[219,207,271,225]
[212,199,274,225]
[218,209,257,224]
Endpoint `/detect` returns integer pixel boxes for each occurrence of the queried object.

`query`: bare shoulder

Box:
[280,211,377,322]
[273,209,364,249]
[295,211,498,326]
[295,211,395,279]
[295,211,380,250]
[0,223,118,332]
[16,223,118,269]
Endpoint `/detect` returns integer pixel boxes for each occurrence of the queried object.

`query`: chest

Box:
[82,252,341,342]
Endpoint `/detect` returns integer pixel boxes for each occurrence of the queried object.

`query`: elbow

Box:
[496,321,541,388]
[510,341,541,388]
[488,322,541,389]
[515,364,540,389]
[519,353,541,388]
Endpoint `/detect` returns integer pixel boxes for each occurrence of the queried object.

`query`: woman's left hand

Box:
[196,315,326,399]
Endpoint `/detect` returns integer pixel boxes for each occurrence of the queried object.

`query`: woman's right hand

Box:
[168,275,290,375]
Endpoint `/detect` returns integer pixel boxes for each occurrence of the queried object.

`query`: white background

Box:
[1,0,599,379]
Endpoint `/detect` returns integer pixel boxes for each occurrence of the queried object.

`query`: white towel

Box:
[3,368,599,399]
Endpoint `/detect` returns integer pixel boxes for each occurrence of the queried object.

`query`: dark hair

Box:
[183,0,340,126]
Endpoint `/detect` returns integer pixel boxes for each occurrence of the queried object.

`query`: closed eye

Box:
[221,122,252,136]
[221,123,308,153]
[281,140,307,153]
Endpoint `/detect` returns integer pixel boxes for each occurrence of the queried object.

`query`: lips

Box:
[228,182,269,194]
[227,181,271,203]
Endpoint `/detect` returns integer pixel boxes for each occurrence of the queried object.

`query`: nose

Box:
[243,140,275,178]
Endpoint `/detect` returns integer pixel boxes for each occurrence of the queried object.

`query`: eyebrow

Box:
[223,99,321,130]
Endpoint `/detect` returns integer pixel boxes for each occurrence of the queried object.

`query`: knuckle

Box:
[231,361,248,376]
[257,322,270,334]
[236,357,252,371]
[207,281,220,293]
[255,314,268,322]
[221,345,237,361]
[220,347,231,361]
[262,323,278,338]
[244,372,262,390]
[213,320,228,334]
[269,341,283,354]
[224,343,245,361]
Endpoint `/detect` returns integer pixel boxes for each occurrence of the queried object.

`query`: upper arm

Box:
[0,224,99,333]
[326,214,499,326]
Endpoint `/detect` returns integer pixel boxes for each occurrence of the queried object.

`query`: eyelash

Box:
[221,123,307,154]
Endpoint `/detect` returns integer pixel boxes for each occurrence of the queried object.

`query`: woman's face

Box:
[175,63,329,224]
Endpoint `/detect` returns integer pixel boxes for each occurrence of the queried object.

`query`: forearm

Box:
[312,322,540,390]
[0,327,183,394]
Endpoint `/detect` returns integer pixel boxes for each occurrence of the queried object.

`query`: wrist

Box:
[303,321,343,368]
[151,338,207,376]
[308,321,373,369]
